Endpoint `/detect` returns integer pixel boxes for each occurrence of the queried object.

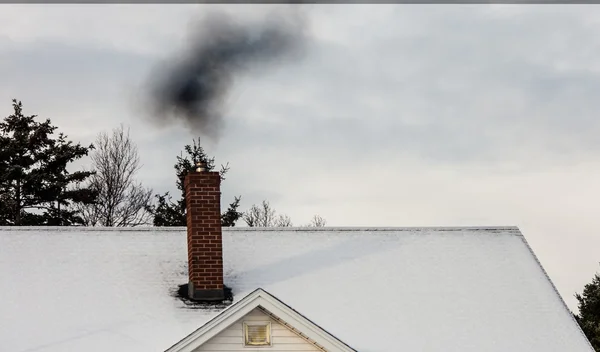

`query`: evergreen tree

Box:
[0,99,97,225]
[575,270,600,351]
[149,138,242,227]
[221,196,242,227]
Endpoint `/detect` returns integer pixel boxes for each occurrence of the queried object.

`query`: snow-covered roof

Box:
[0,226,592,352]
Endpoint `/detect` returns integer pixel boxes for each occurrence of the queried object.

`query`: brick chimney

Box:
[184,161,224,301]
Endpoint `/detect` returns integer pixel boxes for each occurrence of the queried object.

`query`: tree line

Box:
[0,99,327,228]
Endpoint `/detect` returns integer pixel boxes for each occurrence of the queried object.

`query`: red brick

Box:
[185,171,224,295]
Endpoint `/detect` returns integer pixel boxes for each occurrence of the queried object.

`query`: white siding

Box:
[194,308,323,352]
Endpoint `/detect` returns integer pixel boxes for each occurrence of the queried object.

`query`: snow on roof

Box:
[0,226,592,352]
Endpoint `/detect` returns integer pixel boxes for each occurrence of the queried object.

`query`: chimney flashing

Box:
[188,283,226,301]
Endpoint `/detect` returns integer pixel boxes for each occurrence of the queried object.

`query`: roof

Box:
[0,226,593,352]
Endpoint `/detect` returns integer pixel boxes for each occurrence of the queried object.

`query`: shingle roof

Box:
[0,226,592,352]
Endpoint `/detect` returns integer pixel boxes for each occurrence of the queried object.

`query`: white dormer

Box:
[165,288,357,352]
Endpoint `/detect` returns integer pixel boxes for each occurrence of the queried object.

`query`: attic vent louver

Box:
[244,322,271,346]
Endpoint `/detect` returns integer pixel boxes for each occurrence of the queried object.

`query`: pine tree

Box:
[575,271,600,351]
[0,99,97,225]
[149,138,242,227]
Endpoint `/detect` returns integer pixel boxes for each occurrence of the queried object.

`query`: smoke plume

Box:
[146,9,307,139]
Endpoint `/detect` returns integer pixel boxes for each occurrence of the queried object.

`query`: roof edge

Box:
[518,234,596,350]
[0,226,521,233]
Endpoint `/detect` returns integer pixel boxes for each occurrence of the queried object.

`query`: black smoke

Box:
[146,10,307,139]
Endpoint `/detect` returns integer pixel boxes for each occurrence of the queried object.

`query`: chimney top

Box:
[195,161,208,172]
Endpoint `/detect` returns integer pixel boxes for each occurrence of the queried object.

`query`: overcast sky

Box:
[1,4,599,312]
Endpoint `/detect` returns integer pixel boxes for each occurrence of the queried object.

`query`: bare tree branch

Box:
[307,214,327,227]
[75,124,153,227]
[274,214,293,227]
[242,200,292,227]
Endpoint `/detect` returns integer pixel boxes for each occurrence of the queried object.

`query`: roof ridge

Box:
[0,226,521,233]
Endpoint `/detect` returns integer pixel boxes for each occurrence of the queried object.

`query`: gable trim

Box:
[517,234,595,351]
[257,306,327,351]
[164,288,357,352]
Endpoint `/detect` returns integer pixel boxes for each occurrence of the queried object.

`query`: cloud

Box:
[0,37,153,144]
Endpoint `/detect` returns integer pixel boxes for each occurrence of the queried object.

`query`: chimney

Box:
[184,161,225,301]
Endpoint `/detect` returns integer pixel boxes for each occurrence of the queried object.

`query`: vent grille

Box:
[244,322,271,346]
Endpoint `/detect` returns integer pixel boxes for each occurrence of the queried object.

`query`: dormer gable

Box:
[165,288,357,352]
